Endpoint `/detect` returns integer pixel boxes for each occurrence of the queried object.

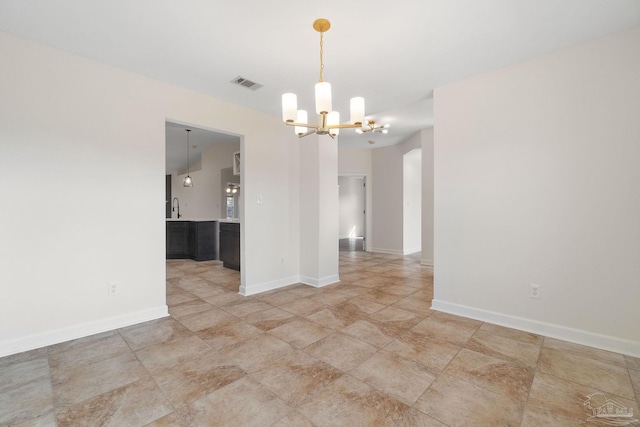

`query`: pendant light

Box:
[183,129,193,187]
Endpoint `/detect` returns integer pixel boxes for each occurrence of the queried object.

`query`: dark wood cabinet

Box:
[166,221,189,259]
[166,220,219,261]
[188,221,219,261]
[219,222,240,270]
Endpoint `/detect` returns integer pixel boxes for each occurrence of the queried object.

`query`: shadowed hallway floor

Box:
[2,251,639,426]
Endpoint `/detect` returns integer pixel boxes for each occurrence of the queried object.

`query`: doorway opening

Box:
[338,175,366,252]
[164,120,242,287]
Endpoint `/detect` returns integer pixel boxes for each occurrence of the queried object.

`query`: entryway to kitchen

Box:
[165,121,243,292]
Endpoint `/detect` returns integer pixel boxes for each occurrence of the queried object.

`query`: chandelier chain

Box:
[319,32,324,82]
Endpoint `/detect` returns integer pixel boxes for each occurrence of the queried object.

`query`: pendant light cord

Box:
[186,129,191,175]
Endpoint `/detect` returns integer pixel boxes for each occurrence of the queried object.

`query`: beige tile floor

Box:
[2,251,639,426]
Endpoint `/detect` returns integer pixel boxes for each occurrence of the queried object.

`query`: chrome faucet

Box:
[172,197,181,218]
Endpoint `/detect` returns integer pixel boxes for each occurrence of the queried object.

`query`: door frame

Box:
[338,173,371,251]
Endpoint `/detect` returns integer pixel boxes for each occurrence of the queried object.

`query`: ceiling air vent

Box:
[231,76,263,91]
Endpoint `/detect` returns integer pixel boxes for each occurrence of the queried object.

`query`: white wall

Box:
[371,134,422,254]
[421,128,435,266]
[403,149,422,254]
[171,140,239,219]
[338,176,366,238]
[0,31,301,356]
[338,148,372,174]
[433,27,640,356]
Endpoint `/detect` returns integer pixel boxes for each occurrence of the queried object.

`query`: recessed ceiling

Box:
[1,1,638,149]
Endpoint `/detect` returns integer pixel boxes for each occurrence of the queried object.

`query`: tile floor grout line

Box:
[507,325,546,427]
[117,328,183,425]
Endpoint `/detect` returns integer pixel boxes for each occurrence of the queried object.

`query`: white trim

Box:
[369,247,405,256]
[420,258,434,266]
[403,247,421,255]
[239,276,300,296]
[0,305,168,358]
[300,274,340,288]
[239,274,341,295]
[431,299,640,358]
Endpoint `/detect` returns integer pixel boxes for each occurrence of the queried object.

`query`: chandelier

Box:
[282,19,364,139]
[356,120,390,134]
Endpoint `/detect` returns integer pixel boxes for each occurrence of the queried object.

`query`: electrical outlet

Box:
[108,282,119,297]
[281,257,284,264]
[529,284,541,299]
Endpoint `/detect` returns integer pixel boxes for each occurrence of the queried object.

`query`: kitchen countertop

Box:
[166,218,240,222]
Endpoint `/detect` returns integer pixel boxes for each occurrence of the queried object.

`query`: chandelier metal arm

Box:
[284,122,362,130]
[285,120,320,130]
[285,111,362,130]
[285,112,363,139]
[328,123,363,129]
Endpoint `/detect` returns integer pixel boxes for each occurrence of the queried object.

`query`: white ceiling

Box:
[1,1,639,149]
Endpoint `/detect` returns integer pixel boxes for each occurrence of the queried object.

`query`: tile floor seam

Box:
[242,370,300,425]
[408,331,497,424]
[117,329,183,425]
[625,366,640,405]
[377,303,457,420]
[43,350,56,424]
[405,374,452,427]
[218,301,275,321]
[536,367,637,404]
[516,353,539,427]
[249,365,321,411]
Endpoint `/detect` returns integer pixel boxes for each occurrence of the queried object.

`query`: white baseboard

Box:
[301,274,340,288]
[0,305,169,358]
[431,299,640,358]
[239,276,300,296]
[420,259,434,266]
[403,247,421,255]
[239,274,341,295]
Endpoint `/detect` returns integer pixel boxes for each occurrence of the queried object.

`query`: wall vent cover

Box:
[231,76,263,91]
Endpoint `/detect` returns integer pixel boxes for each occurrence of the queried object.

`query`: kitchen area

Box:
[165,122,241,271]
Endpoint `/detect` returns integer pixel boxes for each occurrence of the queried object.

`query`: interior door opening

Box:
[338,175,366,252]
[164,120,242,286]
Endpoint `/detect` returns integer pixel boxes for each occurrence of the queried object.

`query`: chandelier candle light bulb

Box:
[328,111,340,137]
[350,97,365,125]
[295,110,308,136]
[281,18,364,139]
[282,93,297,122]
[315,82,332,114]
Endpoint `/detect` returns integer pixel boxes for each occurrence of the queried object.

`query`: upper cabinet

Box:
[233,151,240,176]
